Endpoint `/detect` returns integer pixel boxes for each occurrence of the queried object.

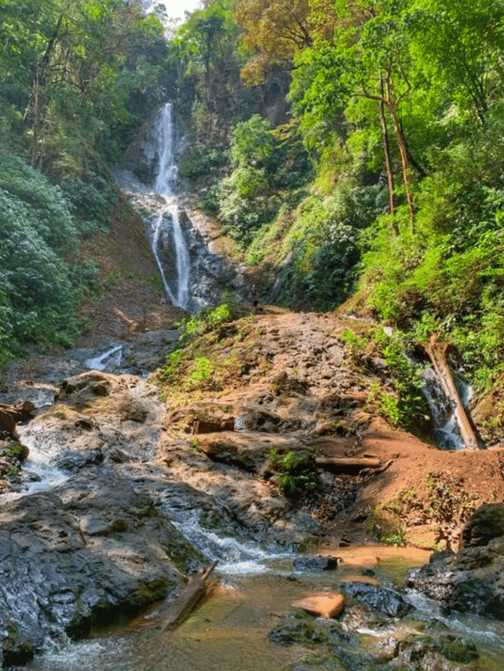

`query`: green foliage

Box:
[216,116,312,245]
[189,357,213,384]
[60,172,119,236]
[0,0,168,174]
[178,294,237,340]
[263,173,379,309]
[268,449,319,499]
[218,165,278,242]
[230,114,277,169]
[0,149,105,361]
[157,294,243,394]
[380,333,430,431]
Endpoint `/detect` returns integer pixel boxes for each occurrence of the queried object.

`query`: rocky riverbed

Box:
[2,306,504,669]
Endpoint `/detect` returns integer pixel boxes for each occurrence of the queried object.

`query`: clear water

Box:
[422,366,476,450]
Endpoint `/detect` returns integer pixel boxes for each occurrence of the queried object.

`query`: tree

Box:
[0,0,166,174]
[235,0,313,83]
[409,0,504,127]
[286,0,418,229]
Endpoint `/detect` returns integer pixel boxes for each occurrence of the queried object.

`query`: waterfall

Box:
[149,103,191,310]
[422,367,478,450]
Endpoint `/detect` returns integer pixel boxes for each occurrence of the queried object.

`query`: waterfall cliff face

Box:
[116,103,239,313]
[148,103,191,309]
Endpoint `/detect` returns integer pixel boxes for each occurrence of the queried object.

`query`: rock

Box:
[56,371,114,407]
[293,556,339,572]
[0,478,203,660]
[396,633,479,668]
[56,448,104,472]
[194,431,307,474]
[291,593,345,619]
[487,535,504,554]
[0,407,19,441]
[268,619,330,646]
[405,503,504,620]
[337,582,412,617]
[406,547,504,619]
[121,330,180,372]
[461,503,504,548]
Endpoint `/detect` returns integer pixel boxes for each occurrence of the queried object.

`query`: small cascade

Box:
[422,366,481,450]
[162,505,292,575]
[148,103,191,309]
[422,367,464,450]
[84,344,123,371]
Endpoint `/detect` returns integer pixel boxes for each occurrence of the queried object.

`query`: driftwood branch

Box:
[425,335,480,450]
[158,561,218,634]
[315,457,383,473]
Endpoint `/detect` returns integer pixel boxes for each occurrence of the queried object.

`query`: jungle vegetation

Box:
[1,0,504,396]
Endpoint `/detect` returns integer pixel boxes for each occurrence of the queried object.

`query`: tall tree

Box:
[409,0,504,127]
[0,0,165,173]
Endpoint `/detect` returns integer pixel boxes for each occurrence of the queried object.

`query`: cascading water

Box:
[148,102,191,310]
[422,366,477,450]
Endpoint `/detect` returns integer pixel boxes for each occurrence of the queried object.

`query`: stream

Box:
[6,397,504,671]
[12,526,504,671]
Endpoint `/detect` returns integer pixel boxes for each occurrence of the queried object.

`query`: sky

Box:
[145,0,203,21]
[170,0,203,18]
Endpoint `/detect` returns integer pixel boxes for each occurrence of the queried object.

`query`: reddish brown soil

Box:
[75,195,186,347]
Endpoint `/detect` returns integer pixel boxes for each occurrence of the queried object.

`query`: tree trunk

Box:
[158,561,218,633]
[384,72,415,227]
[379,76,397,233]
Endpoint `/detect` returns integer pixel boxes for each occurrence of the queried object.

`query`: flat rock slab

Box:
[292,593,345,619]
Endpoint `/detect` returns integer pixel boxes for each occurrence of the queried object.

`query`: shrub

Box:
[0,149,101,360]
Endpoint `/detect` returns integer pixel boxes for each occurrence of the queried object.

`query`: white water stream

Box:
[422,366,476,450]
[148,103,191,309]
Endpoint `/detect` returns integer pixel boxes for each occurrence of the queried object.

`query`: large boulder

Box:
[0,477,202,664]
[406,503,504,619]
[461,503,504,548]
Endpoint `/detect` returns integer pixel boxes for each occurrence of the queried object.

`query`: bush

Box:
[268,449,319,499]
[0,150,101,360]
[60,172,119,236]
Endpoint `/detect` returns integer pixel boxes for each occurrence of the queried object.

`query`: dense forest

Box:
[2,0,504,405]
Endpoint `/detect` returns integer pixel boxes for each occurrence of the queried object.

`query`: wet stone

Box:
[268,619,330,647]
[336,582,413,618]
[56,448,104,472]
[293,556,339,571]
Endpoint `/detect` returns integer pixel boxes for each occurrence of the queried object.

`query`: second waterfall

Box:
[150,102,191,310]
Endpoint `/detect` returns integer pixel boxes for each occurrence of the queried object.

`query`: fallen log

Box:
[158,561,218,633]
[315,457,382,473]
[425,335,480,450]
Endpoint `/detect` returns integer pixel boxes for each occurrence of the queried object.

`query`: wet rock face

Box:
[0,371,209,662]
[406,503,504,619]
[0,482,197,663]
[293,556,339,572]
[268,615,479,670]
[337,582,413,618]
